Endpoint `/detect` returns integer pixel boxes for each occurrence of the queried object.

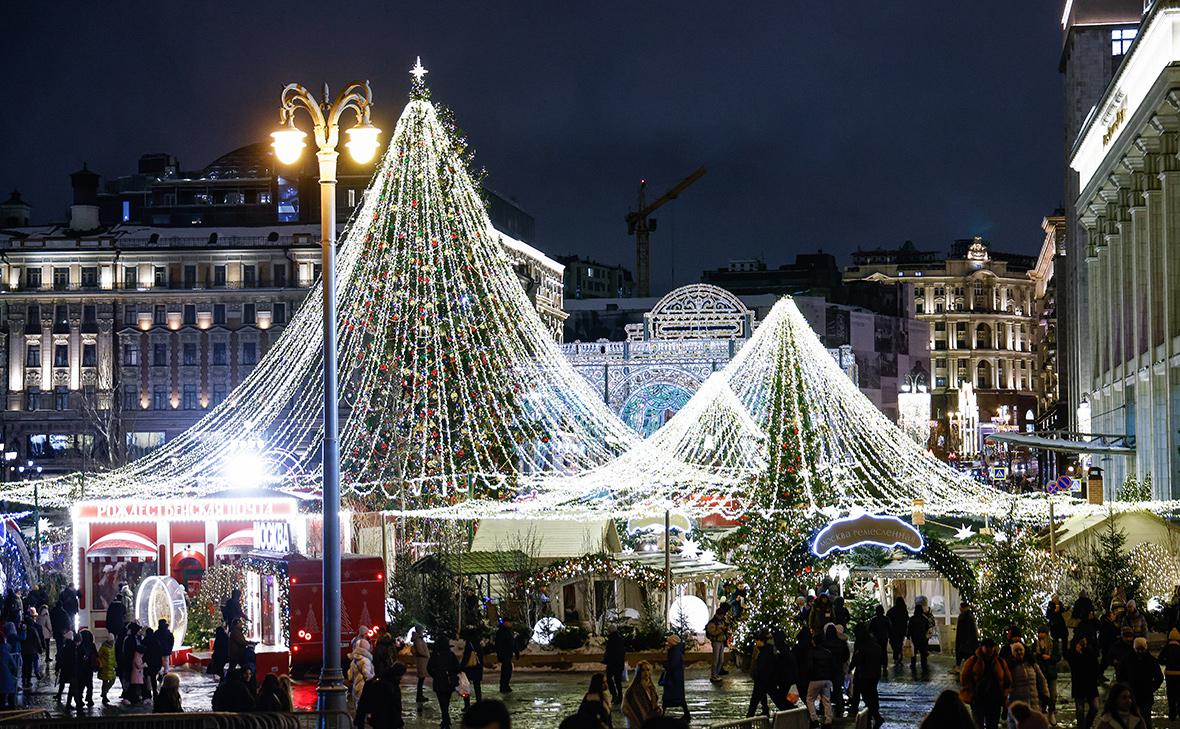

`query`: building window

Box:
[123,304,137,327]
[212,342,228,366]
[259,191,272,205]
[274,264,288,288]
[273,302,287,325]
[122,387,139,411]
[54,344,68,368]
[82,343,97,367]
[81,267,98,288]
[242,342,257,366]
[25,344,40,368]
[934,322,946,332]
[243,303,256,325]
[213,265,227,287]
[183,304,197,325]
[126,431,167,458]
[182,384,198,410]
[26,304,40,324]
[916,302,924,314]
[54,305,69,330]
[214,304,226,325]
[83,305,96,325]
[123,343,140,366]
[935,377,947,388]
[154,266,167,287]
[1112,27,1137,55]
[26,387,40,411]
[935,358,947,369]
[153,305,166,325]
[153,343,167,366]
[183,342,197,366]
[226,192,246,205]
[347,188,357,208]
[183,265,197,289]
[242,265,257,288]
[53,267,69,290]
[152,386,169,410]
[124,267,138,288]
[212,384,227,404]
[26,268,42,288]
[122,200,131,222]
[55,386,69,411]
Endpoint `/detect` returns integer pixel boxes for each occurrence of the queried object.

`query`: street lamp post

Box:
[271,81,380,719]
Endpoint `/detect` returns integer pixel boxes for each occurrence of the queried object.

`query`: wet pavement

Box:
[9,652,1160,728]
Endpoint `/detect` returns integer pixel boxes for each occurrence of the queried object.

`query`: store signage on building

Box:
[76,498,296,522]
[811,513,924,557]
[254,521,291,553]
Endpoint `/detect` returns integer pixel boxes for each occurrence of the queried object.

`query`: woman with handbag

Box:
[661,634,689,723]
[460,630,484,708]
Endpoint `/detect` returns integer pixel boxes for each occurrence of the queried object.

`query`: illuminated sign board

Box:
[75,498,297,522]
[811,513,924,557]
[254,521,292,553]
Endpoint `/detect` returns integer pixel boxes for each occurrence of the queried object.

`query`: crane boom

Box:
[627,166,706,297]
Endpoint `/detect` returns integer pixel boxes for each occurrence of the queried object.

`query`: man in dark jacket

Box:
[1072,590,1095,627]
[49,601,69,661]
[117,622,139,699]
[1102,626,1136,676]
[211,667,256,712]
[602,625,625,702]
[1067,635,1101,728]
[885,597,908,665]
[808,594,835,637]
[868,606,890,671]
[955,602,979,670]
[770,628,799,709]
[493,619,517,693]
[747,633,777,717]
[355,663,407,729]
[221,588,243,628]
[19,616,42,689]
[105,597,126,644]
[822,624,850,716]
[832,597,850,629]
[428,641,461,729]
[804,636,836,727]
[59,586,79,623]
[155,619,175,671]
[1121,637,1163,725]
[1098,610,1121,667]
[907,605,930,672]
[849,624,884,729]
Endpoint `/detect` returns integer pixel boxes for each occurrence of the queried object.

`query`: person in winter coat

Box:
[808,594,835,637]
[1047,595,1069,655]
[705,604,730,680]
[961,640,1012,729]
[412,626,430,702]
[602,625,625,705]
[662,634,689,722]
[1073,590,1095,626]
[227,618,248,669]
[256,673,289,712]
[1033,627,1061,724]
[427,641,460,729]
[1123,600,1149,638]
[355,662,407,729]
[117,621,139,699]
[142,627,162,700]
[746,633,777,717]
[460,629,485,707]
[955,603,979,670]
[1092,682,1146,729]
[208,625,228,678]
[921,689,974,729]
[221,588,243,628]
[822,623,850,716]
[20,614,42,689]
[5,623,19,692]
[55,629,75,703]
[105,596,126,645]
[1068,635,1101,729]
[153,672,182,713]
[832,597,851,629]
[1009,701,1051,729]
[493,620,517,694]
[907,604,931,672]
[1159,628,1180,720]
[1104,627,1137,677]
[69,629,97,712]
[0,630,17,709]
[771,628,800,709]
[97,635,116,704]
[372,632,398,680]
[868,606,891,671]
[886,597,908,665]
[211,667,256,712]
[347,637,375,702]
[49,601,69,658]
[1074,608,1100,654]
[129,636,146,705]
[36,605,51,674]
[1120,637,1163,725]
[155,619,175,671]
[805,632,836,727]
[793,626,812,695]
[1007,643,1049,729]
[622,660,661,727]
[59,586,79,624]
[576,672,613,729]
[1098,610,1121,666]
[850,623,884,729]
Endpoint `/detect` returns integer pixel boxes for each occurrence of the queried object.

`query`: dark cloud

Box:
[1,1,1062,293]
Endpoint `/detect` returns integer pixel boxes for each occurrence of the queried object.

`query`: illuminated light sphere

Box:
[345,123,382,164]
[530,616,563,646]
[271,122,307,165]
[667,595,709,633]
[135,576,188,648]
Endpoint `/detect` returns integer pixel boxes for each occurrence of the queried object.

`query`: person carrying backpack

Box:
[961,639,1012,729]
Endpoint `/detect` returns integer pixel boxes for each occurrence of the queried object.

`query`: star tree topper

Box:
[410,56,429,83]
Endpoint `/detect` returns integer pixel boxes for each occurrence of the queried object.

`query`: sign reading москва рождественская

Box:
[811,513,924,558]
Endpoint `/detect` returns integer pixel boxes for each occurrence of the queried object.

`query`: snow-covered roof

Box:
[471,518,620,559]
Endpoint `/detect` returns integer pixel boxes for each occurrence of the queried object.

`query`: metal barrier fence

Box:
[0,711,352,729]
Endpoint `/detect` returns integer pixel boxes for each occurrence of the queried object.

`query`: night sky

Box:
[4,2,1063,295]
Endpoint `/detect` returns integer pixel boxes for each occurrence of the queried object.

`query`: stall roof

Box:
[1050,510,1180,552]
[410,550,531,576]
[470,519,621,559]
[616,551,739,584]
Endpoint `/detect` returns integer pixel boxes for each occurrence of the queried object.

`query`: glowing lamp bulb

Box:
[271,121,307,165]
[345,123,381,164]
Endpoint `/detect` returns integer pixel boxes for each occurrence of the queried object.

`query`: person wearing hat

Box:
[1102,626,1136,678]
[1122,600,1149,639]
[1033,627,1060,725]
[1158,628,1180,720]
[662,634,688,722]
[1118,637,1162,726]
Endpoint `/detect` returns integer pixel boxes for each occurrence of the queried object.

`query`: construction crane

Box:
[626,166,706,297]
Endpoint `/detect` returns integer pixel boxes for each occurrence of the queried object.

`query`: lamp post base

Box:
[316,671,348,727]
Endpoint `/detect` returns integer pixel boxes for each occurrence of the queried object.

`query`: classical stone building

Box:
[1067,0,1180,499]
[844,238,1039,466]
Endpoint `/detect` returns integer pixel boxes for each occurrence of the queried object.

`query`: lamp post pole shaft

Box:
[316,147,347,719]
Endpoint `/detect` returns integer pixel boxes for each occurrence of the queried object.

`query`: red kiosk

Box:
[241,521,385,676]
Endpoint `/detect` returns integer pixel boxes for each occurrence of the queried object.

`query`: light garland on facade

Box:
[532,554,667,591]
